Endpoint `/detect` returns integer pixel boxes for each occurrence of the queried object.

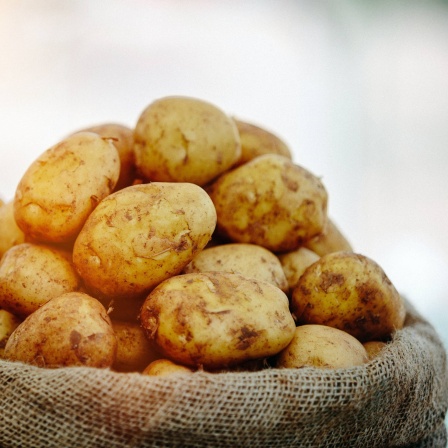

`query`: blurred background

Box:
[0,0,447,345]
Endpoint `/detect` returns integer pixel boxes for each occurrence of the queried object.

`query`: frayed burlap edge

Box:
[1,300,447,448]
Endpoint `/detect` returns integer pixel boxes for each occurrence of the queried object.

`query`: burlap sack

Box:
[1,300,447,448]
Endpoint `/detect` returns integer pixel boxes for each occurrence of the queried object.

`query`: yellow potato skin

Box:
[76,123,136,191]
[142,359,194,377]
[73,182,217,300]
[134,96,241,186]
[0,200,25,258]
[0,243,83,317]
[304,218,353,256]
[276,324,368,369]
[4,292,117,368]
[278,247,320,293]
[207,154,328,253]
[14,132,120,243]
[233,118,292,166]
[140,271,296,369]
[363,340,387,360]
[183,243,288,293]
[291,251,406,342]
[0,309,21,359]
[112,320,161,372]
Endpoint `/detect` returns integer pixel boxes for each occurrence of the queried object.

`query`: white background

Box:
[1,0,447,345]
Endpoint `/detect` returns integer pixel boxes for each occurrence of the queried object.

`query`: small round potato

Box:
[140,271,296,369]
[134,96,241,186]
[14,132,120,243]
[0,243,83,317]
[142,359,195,377]
[363,340,387,360]
[304,218,353,256]
[73,182,217,299]
[0,309,22,359]
[112,320,161,372]
[207,154,328,253]
[75,123,135,191]
[276,324,368,369]
[233,118,292,166]
[0,200,25,258]
[291,251,406,341]
[4,292,117,368]
[278,247,320,293]
[183,243,288,293]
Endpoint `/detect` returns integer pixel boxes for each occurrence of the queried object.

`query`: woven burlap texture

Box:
[1,301,447,448]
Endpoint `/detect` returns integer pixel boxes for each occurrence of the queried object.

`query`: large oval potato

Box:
[134,96,241,186]
[291,251,406,341]
[4,292,117,368]
[73,182,217,299]
[142,359,195,377]
[207,154,328,253]
[275,324,368,369]
[183,243,288,293]
[233,118,292,166]
[0,242,83,317]
[14,132,120,243]
[140,271,296,369]
[74,123,135,191]
[0,200,25,258]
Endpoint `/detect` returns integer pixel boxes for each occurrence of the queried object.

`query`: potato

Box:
[304,218,353,256]
[275,324,368,369]
[207,154,328,253]
[140,271,296,369]
[112,320,161,372]
[73,182,217,300]
[142,359,195,377]
[134,96,241,186]
[0,309,22,359]
[0,200,25,258]
[291,251,406,341]
[14,132,120,243]
[0,243,83,317]
[278,247,320,293]
[363,340,387,360]
[75,123,135,191]
[233,118,292,166]
[4,292,117,368]
[183,243,288,293]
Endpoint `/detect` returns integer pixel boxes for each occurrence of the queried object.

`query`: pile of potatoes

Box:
[0,96,406,376]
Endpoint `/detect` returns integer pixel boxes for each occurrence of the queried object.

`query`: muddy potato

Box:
[14,132,120,243]
[140,271,296,369]
[75,123,135,191]
[304,218,353,256]
[207,154,328,253]
[4,292,117,368]
[134,96,241,186]
[0,243,83,317]
[183,243,288,293]
[233,118,292,166]
[73,182,217,300]
[0,309,21,359]
[276,324,368,369]
[0,200,25,257]
[291,251,406,341]
[142,359,195,377]
[112,320,161,372]
[363,340,387,360]
[278,247,320,293]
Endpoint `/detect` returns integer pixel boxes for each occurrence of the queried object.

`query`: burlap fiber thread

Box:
[1,300,447,448]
